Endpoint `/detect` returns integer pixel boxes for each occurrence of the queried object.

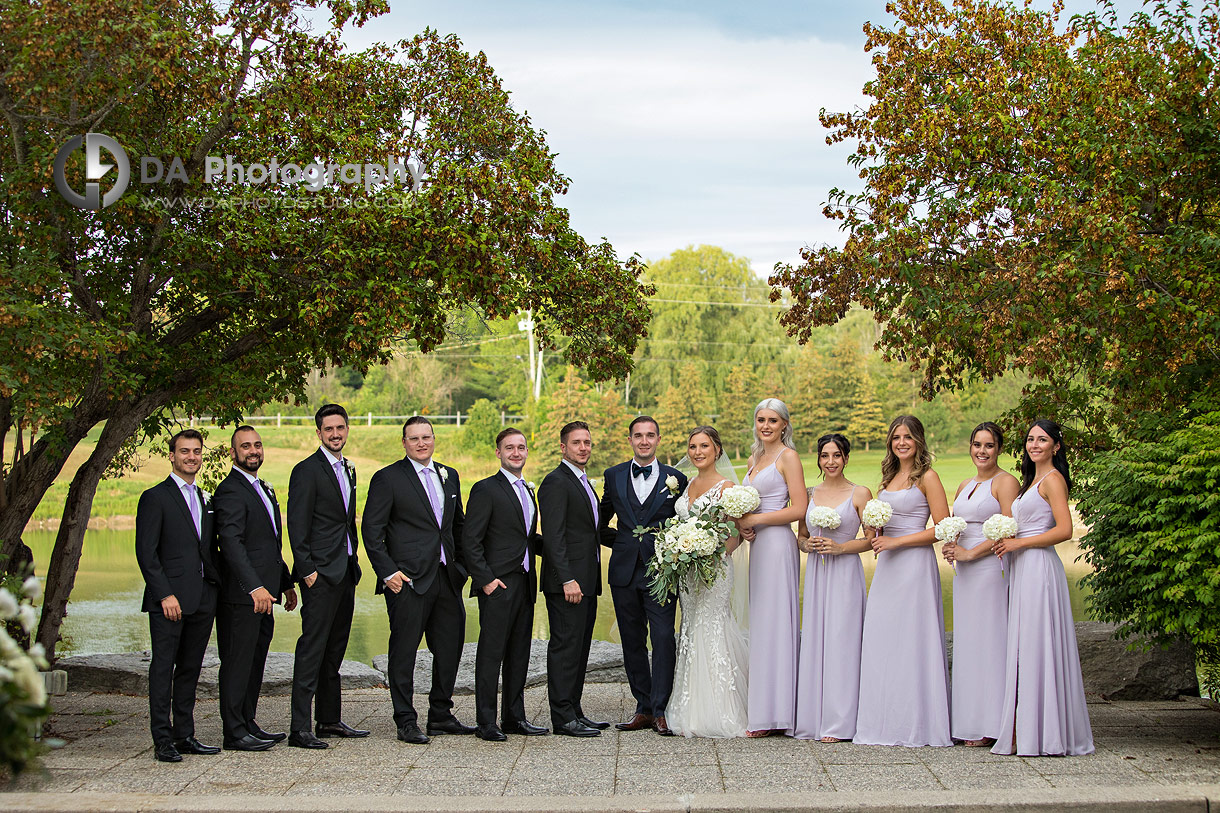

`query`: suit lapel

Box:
[642,467,671,521]
[166,477,200,541]
[316,448,346,506]
[238,472,279,537]
[614,467,637,526]
[400,458,438,528]
[496,472,528,535]
[564,463,596,525]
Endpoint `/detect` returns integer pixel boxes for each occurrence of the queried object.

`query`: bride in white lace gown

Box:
[667,426,749,739]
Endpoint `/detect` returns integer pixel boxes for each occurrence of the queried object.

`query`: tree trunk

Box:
[36,403,154,661]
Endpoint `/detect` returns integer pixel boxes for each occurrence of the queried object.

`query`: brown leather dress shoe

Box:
[615,713,655,731]
[653,715,674,736]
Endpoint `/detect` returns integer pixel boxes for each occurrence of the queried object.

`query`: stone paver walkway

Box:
[3,684,1219,805]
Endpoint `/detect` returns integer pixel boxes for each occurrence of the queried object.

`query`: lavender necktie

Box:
[422,466,447,565]
[184,483,201,537]
[334,460,353,555]
[514,479,532,572]
[579,473,599,526]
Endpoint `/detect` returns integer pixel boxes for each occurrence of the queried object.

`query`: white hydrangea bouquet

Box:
[934,516,968,573]
[1,574,50,774]
[643,489,753,603]
[983,513,1019,577]
[861,498,892,530]
[807,505,842,562]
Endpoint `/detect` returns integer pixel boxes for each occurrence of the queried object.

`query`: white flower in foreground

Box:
[0,589,18,621]
[17,604,37,634]
[22,576,41,601]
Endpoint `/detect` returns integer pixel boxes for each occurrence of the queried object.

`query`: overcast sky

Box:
[331,0,1146,274]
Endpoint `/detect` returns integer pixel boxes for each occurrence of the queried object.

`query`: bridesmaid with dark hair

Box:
[793,433,873,742]
[854,415,952,748]
[941,422,1019,747]
[991,420,1094,756]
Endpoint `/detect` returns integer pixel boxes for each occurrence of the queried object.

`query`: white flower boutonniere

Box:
[259,479,276,499]
[665,474,680,496]
[437,466,449,484]
[527,481,537,492]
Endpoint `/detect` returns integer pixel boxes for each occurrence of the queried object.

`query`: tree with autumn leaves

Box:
[0,0,650,658]
[774,0,1219,663]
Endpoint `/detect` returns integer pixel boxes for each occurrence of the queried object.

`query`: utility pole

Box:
[518,311,544,401]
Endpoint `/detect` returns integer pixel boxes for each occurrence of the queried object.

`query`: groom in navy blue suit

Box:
[598,416,687,736]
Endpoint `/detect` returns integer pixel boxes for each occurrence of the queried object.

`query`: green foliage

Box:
[458,398,502,453]
[1077,405,1220,661]
[533,368,631,474]
[651,364,714,464]
[846,372,888,452]
[718,363,761,459]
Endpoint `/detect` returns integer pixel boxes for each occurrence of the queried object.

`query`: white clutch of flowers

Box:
[934,516,968,543]
[807,505,842,531]
[861,498,893,529]
[719,485,761,518]
[982,513,1018,541]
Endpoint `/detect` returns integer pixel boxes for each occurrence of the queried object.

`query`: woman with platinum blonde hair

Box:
[736,398,807,737]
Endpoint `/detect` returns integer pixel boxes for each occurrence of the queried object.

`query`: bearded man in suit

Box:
[362,416,473,745]
[213,425,297,751]
[135,429,222,763]
[462,428,548,741]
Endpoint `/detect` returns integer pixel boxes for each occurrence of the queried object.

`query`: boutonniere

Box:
[527,481,536,492]
[342,458,356,481]
[437,465,449,484]
[665,474,680,496]
[200,489,212,506]
[259,479,276,499]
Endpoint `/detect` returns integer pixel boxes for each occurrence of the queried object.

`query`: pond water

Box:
[26,529,1093,664]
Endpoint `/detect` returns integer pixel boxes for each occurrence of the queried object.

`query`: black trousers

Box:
[147,586,216,746]
[474,569,535,727]
[383,567,465,729]
[545,589,597,727]
[291,562,356,731]
[216,601,275,740]
[611,559,677,716]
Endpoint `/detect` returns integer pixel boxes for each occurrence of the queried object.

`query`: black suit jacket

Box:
[136,477,219,614]
[362,457,467,595]
[462,471,541,596]
[598,461,687,588]
[538,463,602,596]
[287,448,362,586]
[213,468,293,604]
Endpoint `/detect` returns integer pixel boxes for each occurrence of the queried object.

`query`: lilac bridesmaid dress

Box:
[744,461,799,732]
[793,494,866,740]
[992,476,1094,756]
[854,486,952,747]
[950,478,1008,741]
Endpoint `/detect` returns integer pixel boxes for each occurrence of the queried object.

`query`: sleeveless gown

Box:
[950,478,1008,742]
[667,482,749,738]
[854,486,952,747]
[793,493,866,740]
[743,462,799,732]
[992,477,1094,756]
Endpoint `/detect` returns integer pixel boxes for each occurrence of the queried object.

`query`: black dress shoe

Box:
[555,719,600,737]
[578,716,610,730]
[426,717,476,736]
[154,742,183,763]
[502,719,549,736]
[396,725,430,745]
[173,736,220,755]
[315,721,370,738]
[288,730,329,749]
[223,734,277,751]
[476,724,507,742]
[250,725,286,742]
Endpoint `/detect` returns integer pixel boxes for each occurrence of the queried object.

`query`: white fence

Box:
[190,412,526,428]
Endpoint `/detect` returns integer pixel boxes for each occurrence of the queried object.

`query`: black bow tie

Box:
[631,463,652,479]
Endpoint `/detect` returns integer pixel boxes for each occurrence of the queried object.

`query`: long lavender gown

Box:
[950,478,1008,742]
[744,461,799,732]
[793,494,866,740]
[854,486,952,747]
[992,477,1094,756]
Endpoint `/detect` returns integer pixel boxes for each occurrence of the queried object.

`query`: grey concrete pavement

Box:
[2,683,1219,811]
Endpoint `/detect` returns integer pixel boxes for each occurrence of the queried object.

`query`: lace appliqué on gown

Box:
[667,483,749,738]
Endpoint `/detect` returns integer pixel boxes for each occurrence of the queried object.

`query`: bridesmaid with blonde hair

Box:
[854,415,952,747]
[736,398,808,737]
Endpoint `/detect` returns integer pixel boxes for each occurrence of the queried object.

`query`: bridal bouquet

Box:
[645,501,737,603]
[861,498,892,529]
[719,485,761,518]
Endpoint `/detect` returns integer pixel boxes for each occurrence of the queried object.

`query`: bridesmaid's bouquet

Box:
[934,516,968,574]
[807,505,842,563]
[645,501,737,603]
[861,498,892,530]
[982,513,1018,577]
[719,485,761,518]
